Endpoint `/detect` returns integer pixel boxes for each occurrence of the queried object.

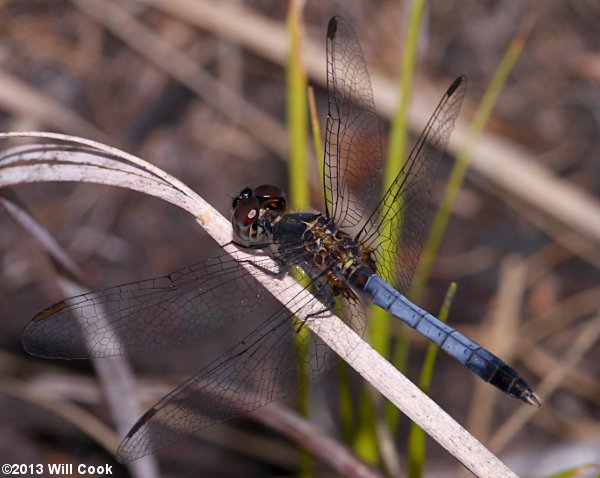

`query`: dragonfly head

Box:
[232,185,287,244]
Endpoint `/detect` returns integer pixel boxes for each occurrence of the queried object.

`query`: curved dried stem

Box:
[0,131,519,477]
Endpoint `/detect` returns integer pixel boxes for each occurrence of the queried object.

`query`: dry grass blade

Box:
[0,131,520,476]
[0,132,205,220]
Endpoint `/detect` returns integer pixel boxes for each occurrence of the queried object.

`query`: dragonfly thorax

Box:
[277,214,377,300]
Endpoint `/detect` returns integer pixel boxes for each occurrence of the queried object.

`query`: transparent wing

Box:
[323,16,385,231]
[358,76,467,292]
[25,231,368,461]
[116,277,363,462]
[23,250,299,359]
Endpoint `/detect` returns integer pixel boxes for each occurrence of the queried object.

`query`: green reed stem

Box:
[356,0,427,464]
[409,22,530,303]
[287,4,312,477]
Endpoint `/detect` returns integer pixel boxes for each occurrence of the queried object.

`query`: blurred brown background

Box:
[1,0,599,477]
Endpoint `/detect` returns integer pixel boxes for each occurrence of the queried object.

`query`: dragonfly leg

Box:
[295,305,334,333]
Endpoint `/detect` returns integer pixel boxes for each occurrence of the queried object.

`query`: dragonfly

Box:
[23,16,540,462]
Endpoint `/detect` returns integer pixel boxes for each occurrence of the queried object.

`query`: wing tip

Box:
[116,438,138,464]
[446,75,467,97]
[327,16,339,40]
[116,406,162,463]
[22,321,47,357]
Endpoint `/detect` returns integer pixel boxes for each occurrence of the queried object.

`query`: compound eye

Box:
[232,196,259,243]
[254,184,287,211]
[232,186,253,210]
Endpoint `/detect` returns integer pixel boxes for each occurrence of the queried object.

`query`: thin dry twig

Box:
[0,190,83,280]
[0,131,521,477]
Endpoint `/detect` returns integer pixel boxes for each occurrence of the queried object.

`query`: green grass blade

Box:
[543,464,600,478]
[409,21,531,303]
[353,386,379,464]
[407,282,457,478]
[355,0,427,463]
[370,0,426,365]
[308,86,324,206]
[286,5,312,477]
[287,5,309,208]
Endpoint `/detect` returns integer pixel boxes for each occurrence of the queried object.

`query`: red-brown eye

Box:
[232,196,259,243]
[254,184,287,212]
[232,186,253,210]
